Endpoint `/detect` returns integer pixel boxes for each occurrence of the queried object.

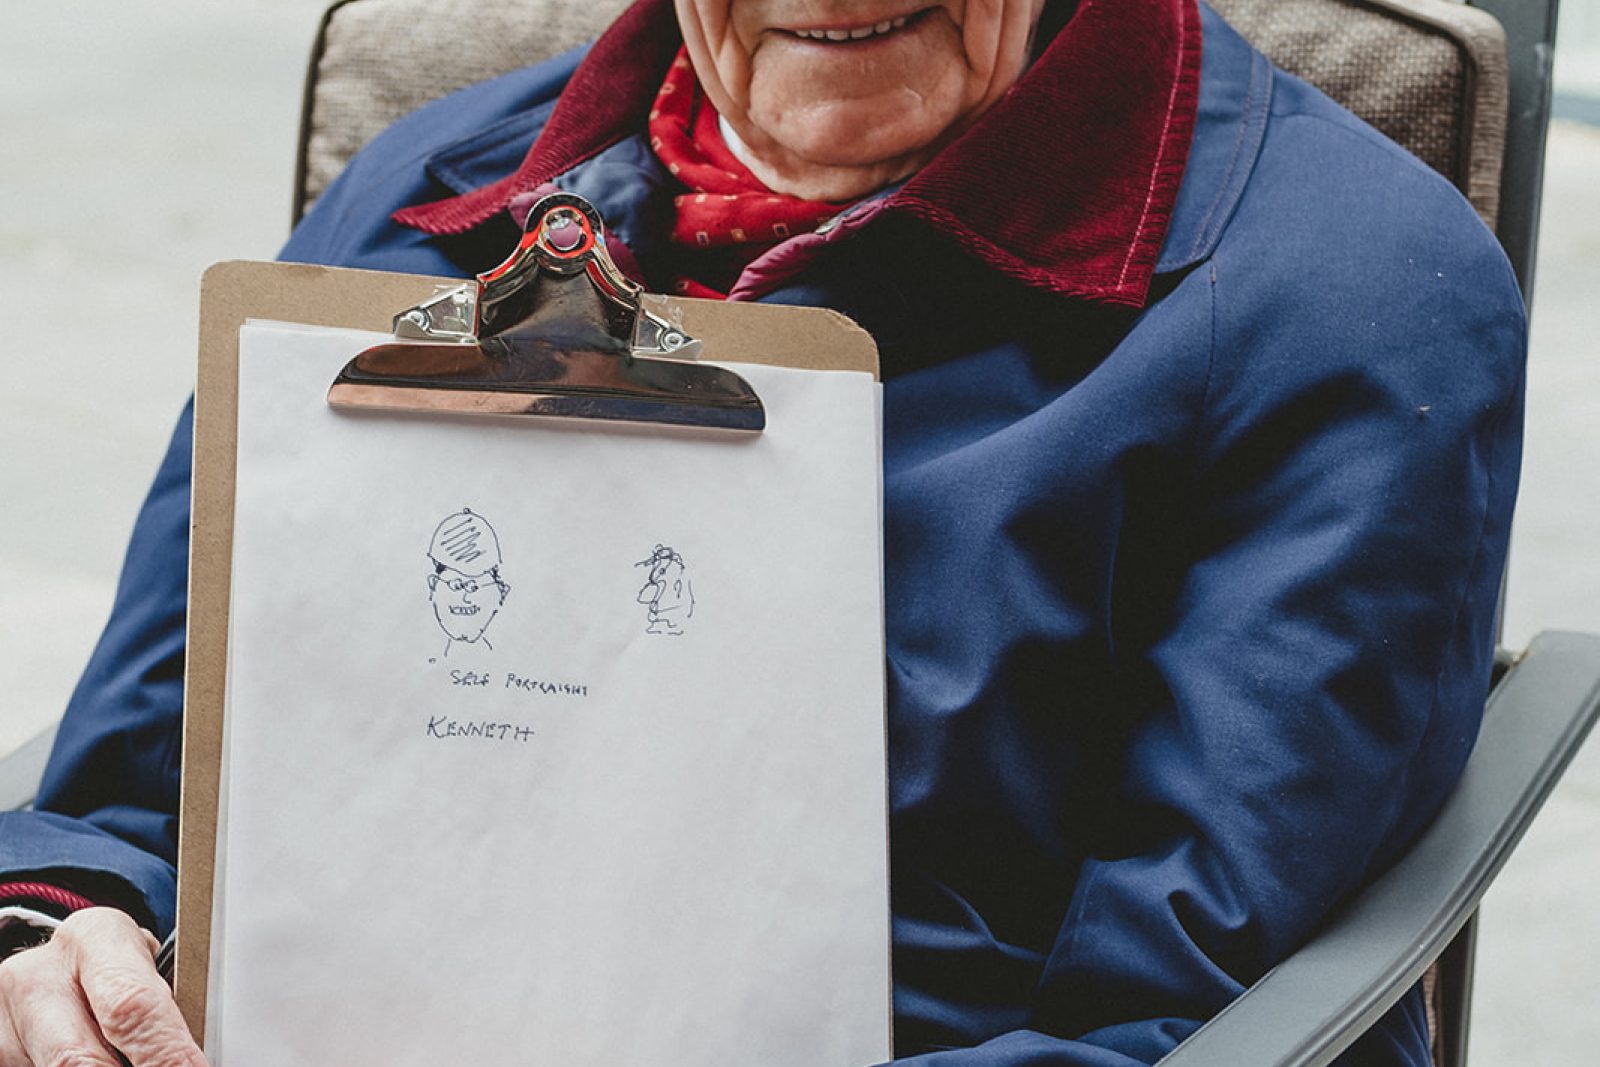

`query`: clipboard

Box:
[175,195,880,1041]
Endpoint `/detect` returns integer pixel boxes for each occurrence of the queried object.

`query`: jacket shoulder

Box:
[1244,64,1514,293]
[1206,62,1525,401]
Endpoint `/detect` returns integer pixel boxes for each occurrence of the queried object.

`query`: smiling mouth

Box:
[448,605,481,616]
[784,11,922,41]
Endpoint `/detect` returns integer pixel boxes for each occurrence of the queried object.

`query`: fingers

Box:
[56,911,205,1067]
[0,940,121,1066]
[0,908,205,1067]
[0,1012,26,1066]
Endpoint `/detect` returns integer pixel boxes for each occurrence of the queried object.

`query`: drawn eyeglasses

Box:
[442,576,493,593]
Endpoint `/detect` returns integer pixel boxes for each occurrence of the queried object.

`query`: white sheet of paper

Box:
[210,321,889,1067]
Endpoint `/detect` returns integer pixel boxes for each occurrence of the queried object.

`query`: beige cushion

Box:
[297,0,632,217]
[296,0,1507,228]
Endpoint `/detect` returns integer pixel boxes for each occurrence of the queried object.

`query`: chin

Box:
[741,11,972,172]
[761,102,951,169]
[799,124,934,171]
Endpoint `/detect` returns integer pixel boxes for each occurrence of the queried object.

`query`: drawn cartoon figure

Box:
[635,545,694,636]
[427,508,510,658]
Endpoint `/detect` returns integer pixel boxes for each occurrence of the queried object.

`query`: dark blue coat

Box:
[1,5,1525,1064]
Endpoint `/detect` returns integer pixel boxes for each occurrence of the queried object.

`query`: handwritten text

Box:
[425,716,534,743]
[505,673,588,698]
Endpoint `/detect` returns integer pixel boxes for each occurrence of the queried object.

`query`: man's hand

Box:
[0,907,206,1066]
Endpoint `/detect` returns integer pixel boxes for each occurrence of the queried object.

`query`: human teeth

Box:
[796,16,910,41]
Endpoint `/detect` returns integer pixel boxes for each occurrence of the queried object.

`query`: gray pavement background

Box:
[1,0,1597,1060]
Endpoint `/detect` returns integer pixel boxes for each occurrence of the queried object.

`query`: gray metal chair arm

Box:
[0,722,58,812]
[1155,629,1600,1067]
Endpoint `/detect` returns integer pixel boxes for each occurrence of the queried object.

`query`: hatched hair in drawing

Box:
[427,508,509,658]
[636,544,695,636]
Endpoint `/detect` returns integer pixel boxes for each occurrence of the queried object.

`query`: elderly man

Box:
[0,0,1524,1063]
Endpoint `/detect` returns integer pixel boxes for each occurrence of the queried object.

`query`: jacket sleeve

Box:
[0,401,195,937]
[883,184,1527,1062]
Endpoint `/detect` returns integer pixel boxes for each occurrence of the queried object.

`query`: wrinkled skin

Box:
[675,0,1048,198]
[0,908,206,1066]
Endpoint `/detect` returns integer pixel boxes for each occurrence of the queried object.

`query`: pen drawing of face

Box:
[427,508,510,656]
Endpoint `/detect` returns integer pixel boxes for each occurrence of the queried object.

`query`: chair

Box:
[4,0,1591,1063]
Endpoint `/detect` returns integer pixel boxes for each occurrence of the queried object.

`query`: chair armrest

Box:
[0,722,59,812]
[1155,630,1600,1067]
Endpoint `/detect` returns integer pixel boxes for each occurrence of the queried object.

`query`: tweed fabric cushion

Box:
[298,0,631,217]
[297,0,1507,228]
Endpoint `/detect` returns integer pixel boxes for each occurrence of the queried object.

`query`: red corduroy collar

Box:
[393,0,1201,308]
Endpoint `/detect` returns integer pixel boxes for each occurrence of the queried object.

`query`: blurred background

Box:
[2,0,1598,1059]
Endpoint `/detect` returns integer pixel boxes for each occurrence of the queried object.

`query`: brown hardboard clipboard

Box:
[176,259,879,1039]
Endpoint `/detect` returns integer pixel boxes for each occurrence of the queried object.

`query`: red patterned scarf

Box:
[648,49,849,296]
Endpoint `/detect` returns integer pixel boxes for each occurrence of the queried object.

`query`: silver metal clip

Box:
[328,192,762,432]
